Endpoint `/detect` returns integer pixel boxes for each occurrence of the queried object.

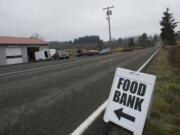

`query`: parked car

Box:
[99,48,111,55]
[81,50,91,56]
[89,50,99,55]
[77,49,93,57]
[56,50,69,60]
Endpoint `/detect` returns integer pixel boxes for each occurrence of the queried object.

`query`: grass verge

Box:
[144,48,180,135]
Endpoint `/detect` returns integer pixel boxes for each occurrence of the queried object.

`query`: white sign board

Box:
[104,68,156,135]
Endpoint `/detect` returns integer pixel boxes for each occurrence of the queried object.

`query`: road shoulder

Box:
[144,48,180,135]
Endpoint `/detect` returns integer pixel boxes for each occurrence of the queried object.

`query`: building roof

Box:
[0,36,49,45]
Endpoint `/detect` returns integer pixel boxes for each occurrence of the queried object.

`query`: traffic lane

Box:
[0,54,118,134]
[0,47,157,135]
[0,56,88,74]
[0,53,119,74]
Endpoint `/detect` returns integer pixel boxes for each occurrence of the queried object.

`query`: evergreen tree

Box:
[139,33,148,46]
[128,38,134,47]
[160,8,178,45]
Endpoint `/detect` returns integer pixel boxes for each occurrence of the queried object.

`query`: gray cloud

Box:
[0,0,180,41]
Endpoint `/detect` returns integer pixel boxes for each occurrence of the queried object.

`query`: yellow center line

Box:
[98,58,112,64]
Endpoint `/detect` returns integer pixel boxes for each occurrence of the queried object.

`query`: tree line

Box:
[49,34,158,50]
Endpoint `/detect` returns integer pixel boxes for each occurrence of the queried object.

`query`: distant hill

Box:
[73,35,100,44]
[49,35,101,49]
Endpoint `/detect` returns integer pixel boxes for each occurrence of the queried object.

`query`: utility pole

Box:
[103,6,114,49]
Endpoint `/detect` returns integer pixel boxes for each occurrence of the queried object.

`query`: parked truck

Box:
[56,50,69,60]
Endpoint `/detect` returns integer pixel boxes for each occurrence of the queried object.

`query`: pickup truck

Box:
[56,50,69,60]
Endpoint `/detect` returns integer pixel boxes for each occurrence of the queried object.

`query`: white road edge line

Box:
[137,49,159,72]
[70,49,160,135]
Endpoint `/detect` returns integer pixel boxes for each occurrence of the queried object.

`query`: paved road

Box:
[0,55,100,74]
[0,47,158,135]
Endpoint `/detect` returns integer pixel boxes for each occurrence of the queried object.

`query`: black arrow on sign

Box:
[114,108,135,122]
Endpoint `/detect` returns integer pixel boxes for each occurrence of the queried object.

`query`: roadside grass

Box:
[112,48,123,53]
[64,49,77,58]
[168,45,180,74]
[144,49,180,135]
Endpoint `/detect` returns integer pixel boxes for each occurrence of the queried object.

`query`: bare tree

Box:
[30,33,44,40]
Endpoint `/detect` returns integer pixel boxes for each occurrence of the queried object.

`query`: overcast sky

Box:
[0,0,180,41]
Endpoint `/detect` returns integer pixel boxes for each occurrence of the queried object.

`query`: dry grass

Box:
[64,49,77,57]
[113,46,143,53]
[112,48,123,53]
[168,45,180,74]
[144,49,180,135]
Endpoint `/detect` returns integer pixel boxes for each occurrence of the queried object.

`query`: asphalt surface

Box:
[0,47,158,135]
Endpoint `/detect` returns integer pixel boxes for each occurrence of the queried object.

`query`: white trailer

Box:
[35,49,57,61]
[48,49,56,57]
[35,50,48,61]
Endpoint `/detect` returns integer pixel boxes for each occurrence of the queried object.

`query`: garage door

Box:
[6,48,23,64]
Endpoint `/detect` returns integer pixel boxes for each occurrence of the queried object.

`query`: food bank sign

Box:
[104,68,156,135]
